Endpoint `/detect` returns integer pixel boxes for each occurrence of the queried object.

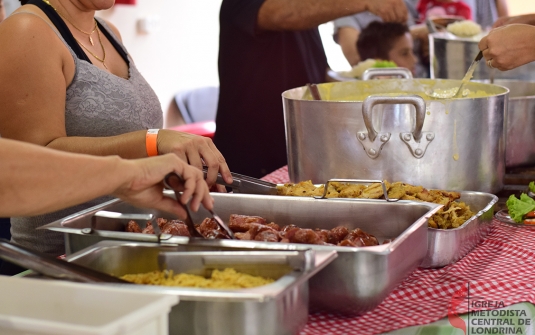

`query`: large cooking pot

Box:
[430,32,535,81]
[282,79,508,193]
[476,79,535,169]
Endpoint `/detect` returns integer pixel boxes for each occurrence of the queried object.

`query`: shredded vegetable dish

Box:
[277,181,475,229]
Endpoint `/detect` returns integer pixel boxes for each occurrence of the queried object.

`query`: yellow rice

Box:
[121,268,274,289]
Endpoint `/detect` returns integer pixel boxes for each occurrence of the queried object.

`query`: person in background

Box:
[0,138,213,218]
[470,0,508,30]
[416,0,472,23]
[333,0,418,67]
[480,14,535,71]
[0,0,232,262]
[0,0,5,22]
[357,21,418,75]
[215,0,408,179]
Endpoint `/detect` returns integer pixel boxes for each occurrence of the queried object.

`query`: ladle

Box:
[426,51,483,99]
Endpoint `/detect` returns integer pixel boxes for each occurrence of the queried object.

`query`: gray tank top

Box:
[10,12,163,255]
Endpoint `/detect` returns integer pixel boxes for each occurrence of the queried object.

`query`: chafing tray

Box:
[42,192,442,315]
[421,191,497,268]
[273,180,497,268]
[60,241,335,335]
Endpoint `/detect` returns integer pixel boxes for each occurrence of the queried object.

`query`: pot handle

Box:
[362,95,426,142]
[362,67,413,80]
[358,95,434,159]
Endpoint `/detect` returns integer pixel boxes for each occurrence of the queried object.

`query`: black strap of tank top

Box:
[95,21,129,65]
[26,0,129,65]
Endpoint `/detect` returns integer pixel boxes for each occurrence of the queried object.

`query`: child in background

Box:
[357,21,418,76]
[417,0,472,23]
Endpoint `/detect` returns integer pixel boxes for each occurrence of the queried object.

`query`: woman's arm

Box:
[495,0,509,19]
[0,138,213,217]
[0,12,231,186]
[337,27,361,66]
[257,0,408,31]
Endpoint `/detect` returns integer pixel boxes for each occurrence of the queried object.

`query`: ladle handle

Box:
[474,50,483,62]
[307,83,322,101]
[362,95,426,142]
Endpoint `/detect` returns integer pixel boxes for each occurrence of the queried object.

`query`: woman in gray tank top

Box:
[0,0,232,257]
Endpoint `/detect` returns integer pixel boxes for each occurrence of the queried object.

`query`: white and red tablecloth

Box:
[262,166,535,335]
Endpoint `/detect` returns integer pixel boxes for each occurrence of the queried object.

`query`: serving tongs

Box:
[203,167,278,195]
[0,238,130,283]
[164,172,236,239]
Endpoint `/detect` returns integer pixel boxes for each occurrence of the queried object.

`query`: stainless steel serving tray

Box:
[273,184,497,268]
[61,241,336,335]
[42,192,442,315]
[421,191,497,268]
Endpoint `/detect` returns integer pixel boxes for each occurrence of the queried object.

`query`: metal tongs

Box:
[164,172,236,239]
[0,238,130,283]
[202,168,278,195]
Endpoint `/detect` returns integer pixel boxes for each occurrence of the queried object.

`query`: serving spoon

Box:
[426,51,483,99]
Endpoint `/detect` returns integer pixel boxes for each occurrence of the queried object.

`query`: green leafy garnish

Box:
[373,60,397,68]
[529,181,535,194]
[506,194,535,223]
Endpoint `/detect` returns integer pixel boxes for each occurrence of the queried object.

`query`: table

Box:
[262,166,535,335]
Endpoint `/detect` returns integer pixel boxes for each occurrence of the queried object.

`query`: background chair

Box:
[164,86,219,138]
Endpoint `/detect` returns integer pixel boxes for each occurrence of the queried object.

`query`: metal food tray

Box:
[42,192,442,315]
[274,181,497,268]
[421,191,498,268]
[60,241,335,335]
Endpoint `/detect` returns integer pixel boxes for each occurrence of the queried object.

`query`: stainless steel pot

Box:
[282,79,508,193]
[476,79,535,169]
[430,32,535,81]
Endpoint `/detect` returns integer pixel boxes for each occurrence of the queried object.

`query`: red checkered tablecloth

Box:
[262,166,535,335]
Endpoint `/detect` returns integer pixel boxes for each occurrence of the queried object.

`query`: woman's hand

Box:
[479,24,535,71]
[156,130,233,187]
[113,154,214,219]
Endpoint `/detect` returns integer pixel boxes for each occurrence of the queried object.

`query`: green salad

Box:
[372,60,397,68]
[506,183,535,224]
[529,181,535,194]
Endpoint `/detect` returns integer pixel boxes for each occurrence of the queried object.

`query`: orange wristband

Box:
[145,129,159,157]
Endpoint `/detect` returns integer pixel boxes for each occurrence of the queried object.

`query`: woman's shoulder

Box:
[0,5,61,44]
[0,6,74,77]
